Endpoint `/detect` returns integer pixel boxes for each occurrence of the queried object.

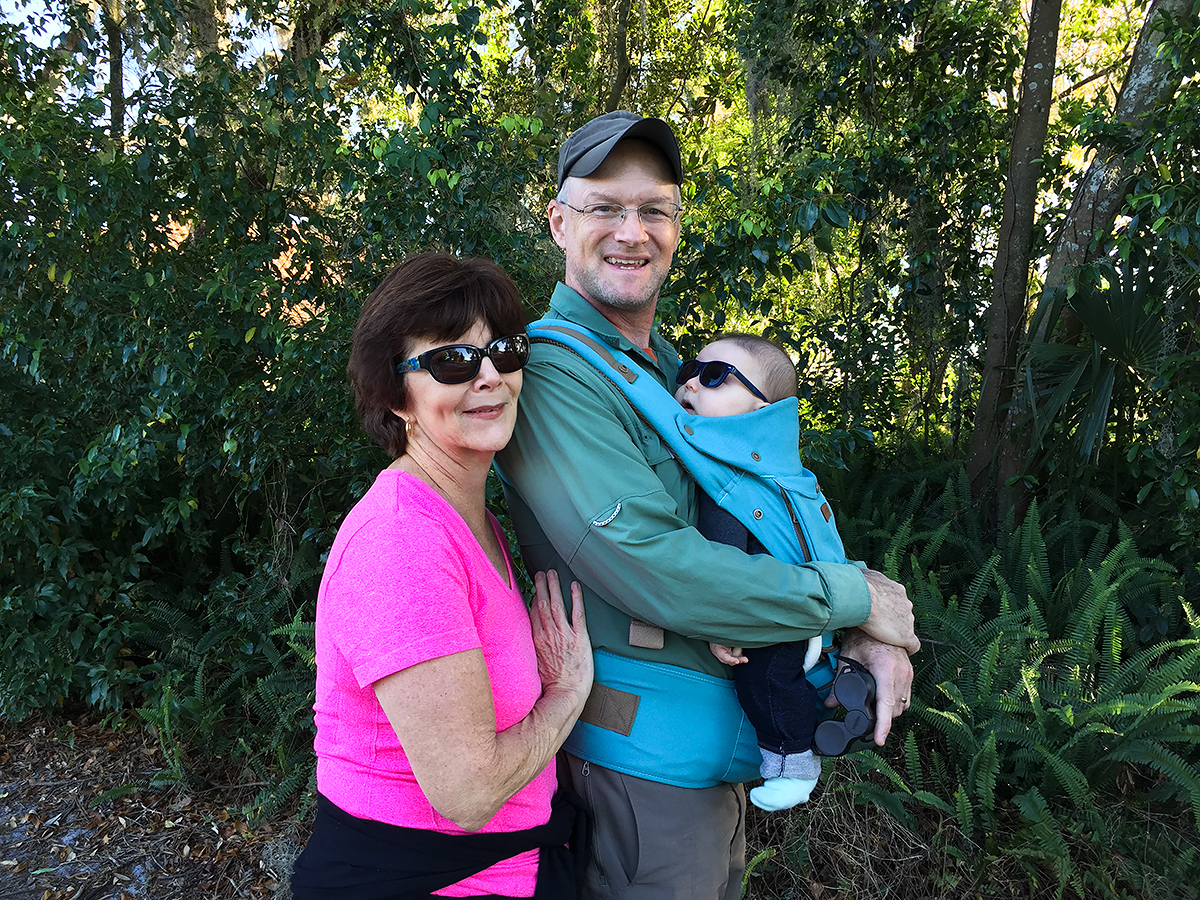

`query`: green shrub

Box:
[0,26,551,809]
[803,462,1200,898]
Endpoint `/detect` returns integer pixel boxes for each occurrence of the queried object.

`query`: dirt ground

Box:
[0,712,311,900]
[0,709,928,900]
[6,708,1196,900]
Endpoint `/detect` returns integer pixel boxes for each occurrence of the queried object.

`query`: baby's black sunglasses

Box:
[675,358,769,403]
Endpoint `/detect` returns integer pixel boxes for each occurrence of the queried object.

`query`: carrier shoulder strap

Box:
[526,320,847,567]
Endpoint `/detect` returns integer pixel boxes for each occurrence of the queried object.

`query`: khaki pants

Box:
[566,754,746,900]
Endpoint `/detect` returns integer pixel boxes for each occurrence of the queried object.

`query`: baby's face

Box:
[675,339,770,418]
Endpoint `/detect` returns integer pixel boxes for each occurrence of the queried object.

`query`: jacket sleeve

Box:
[499,348,871,648]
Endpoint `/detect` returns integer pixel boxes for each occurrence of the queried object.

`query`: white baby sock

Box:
[749,776,818,811]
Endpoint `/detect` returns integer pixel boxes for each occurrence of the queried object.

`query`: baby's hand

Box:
[709,643,749,665]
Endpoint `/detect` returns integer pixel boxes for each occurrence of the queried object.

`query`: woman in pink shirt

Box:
[290,253,593,900]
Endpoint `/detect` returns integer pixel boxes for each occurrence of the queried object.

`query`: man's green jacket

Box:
[496,283,872,786]
[497,283,871,676]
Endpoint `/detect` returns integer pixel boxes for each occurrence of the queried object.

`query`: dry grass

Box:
[743,758,1200,900]
[743,762,938,900]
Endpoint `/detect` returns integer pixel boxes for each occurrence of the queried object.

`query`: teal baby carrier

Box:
[515,320,851,787]
[527,322,848,567]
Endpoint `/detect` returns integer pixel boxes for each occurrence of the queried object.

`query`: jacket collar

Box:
[545,283,679,380]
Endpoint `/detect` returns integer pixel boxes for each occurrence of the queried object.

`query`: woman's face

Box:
[400,321,522,463]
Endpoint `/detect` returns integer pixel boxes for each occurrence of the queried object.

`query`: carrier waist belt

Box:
[563,651,761,788]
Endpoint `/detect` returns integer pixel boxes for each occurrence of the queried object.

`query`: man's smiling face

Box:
[549,140,682,318]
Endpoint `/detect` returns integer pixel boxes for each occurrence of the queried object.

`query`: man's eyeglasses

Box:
[559,201,683,228]
[675,358,769,403]
[396,334,531,385]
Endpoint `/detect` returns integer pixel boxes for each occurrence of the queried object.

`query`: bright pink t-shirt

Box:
[313,469,553,898]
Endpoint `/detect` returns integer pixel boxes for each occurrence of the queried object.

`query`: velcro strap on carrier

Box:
[628,618,665,649]
[564,651,760,788]
[579,683,640,737]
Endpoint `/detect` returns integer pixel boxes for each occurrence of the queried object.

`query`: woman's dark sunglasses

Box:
[675,358,769,403]
[396,333,531,385]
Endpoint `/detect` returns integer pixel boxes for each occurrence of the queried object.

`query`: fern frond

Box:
[272,608,317,668]
[1141,644,1200,695]
[1028,514,1053,609]
[882,516,914,580]
[990,720,1039,754]
[899,477,929,527]
[904,730,923,792]
[1083,521,1113,571]
[954,784,975,837]
[1034,743,1096,822]
[1106,742,1200,830]
[911,789,953,815]
[975,635,1002,699]
[852,781,917,832]
[1010,786,1076,889]
[1098,596,1123,689]
[916,520,953,570]
[854,751,911,793]
[919,704,978,757]
[1057,720,1120,756]
[961,554,999,622]
[1022,663,1049,734]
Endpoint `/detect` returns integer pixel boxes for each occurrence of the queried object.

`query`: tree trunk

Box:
[287,2,338,65]
[967,0,1061,503]
[604,0,632,112]
[1035,0,1190,325]
[189,0,227,57]
[971,0,1190,513]
[102,0,124,140]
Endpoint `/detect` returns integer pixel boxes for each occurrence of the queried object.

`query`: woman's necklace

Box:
[401,454,508,583]
[403,455,443,497]
[402,453,482,532]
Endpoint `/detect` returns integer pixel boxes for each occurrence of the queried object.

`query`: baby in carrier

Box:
[675,333,841,811]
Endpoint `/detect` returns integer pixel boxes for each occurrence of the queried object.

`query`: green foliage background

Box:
[2,0,1199,895]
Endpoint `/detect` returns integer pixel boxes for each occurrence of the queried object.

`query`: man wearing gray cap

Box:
[496,111,919,899]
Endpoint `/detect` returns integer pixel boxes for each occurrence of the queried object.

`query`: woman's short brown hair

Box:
[348,252,526,458]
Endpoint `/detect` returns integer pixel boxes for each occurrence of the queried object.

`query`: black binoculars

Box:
[813,658,877,756]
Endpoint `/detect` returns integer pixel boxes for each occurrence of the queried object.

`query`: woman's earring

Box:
[405,418,414,437]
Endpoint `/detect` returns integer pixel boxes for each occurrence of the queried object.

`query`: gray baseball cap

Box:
[557,111,683,188]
